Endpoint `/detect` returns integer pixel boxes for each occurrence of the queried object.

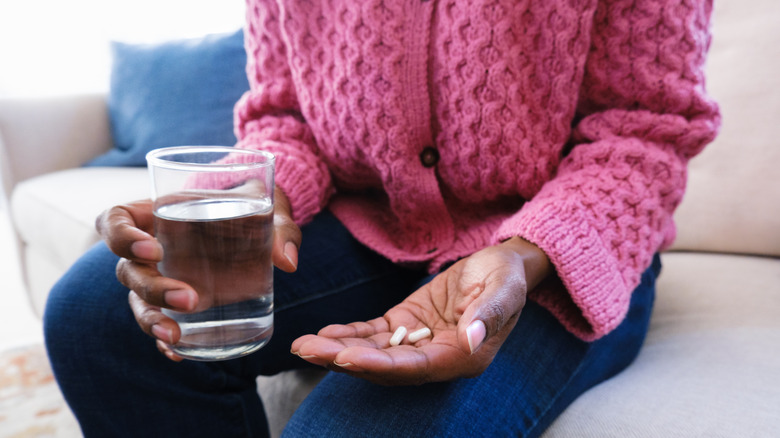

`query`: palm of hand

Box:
[290,246,528,386]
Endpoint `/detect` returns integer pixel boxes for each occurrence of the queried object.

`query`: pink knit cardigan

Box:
[232,0,720,341]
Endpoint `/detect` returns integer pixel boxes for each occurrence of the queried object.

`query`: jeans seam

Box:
[231,392,253,438]
[525,345,594,437]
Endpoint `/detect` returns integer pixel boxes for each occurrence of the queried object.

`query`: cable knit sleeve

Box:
[494,0,720,340]
[234,0,333,225]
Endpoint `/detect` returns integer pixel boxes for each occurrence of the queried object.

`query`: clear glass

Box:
[146,146,275,361]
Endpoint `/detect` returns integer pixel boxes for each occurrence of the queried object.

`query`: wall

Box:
[0,0,245,98]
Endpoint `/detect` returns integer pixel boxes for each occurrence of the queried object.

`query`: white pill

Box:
[407,327,432,343]
[389,326,407,346]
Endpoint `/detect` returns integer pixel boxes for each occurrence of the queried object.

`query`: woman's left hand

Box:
[290,237,550,386]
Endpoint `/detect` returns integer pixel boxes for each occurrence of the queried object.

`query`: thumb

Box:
[272,188,302,273]
[457,268,528,355]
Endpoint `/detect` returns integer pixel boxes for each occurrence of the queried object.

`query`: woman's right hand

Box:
[95,188,301,361]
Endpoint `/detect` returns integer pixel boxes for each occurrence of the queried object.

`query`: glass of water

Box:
[146,146,275,361]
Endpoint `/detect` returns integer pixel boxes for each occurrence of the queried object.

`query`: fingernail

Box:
[290,350,316,359]
[164,349,183,362]
[467,320,486,355]
[152,324,173,344]
[129,228,154,240]
[299,355,319,360]
[333,361,364,372]
[284,242,298,270]
[131,240,161,260]
[291,351,329,367]
[164,289,196,311]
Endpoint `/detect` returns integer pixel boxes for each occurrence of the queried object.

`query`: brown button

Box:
[419,146,439,168]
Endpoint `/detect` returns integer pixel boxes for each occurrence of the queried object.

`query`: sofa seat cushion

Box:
[542,252,780,437]
[260,254,780,438]
[11,167,149,273]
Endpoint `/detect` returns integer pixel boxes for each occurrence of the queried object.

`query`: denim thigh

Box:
[283,256,661,438]
[44,210,427,438]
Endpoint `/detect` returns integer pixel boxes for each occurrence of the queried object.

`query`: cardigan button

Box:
[419,146,440,168]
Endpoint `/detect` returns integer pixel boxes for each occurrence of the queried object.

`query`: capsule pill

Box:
[389,326,407,346]
[407,327,432,343]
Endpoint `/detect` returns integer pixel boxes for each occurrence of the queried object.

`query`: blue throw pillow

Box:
[87,29,250,167]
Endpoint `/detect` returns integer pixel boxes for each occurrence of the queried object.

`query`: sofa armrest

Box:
[0,93,112,202]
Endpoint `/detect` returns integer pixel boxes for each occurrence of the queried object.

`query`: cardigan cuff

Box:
[494,199,631,341]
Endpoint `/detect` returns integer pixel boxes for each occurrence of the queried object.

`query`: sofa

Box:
[1,0,778,436]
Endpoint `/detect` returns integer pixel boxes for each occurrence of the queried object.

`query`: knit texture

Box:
[234,0,720,340]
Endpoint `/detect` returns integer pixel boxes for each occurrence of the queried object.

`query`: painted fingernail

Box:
[164,289,196,311]
[131,240,161,260]
[152,324,173,344]
[129,227,154,240]
[284,242,298,270]
[165,350,182,362]
[290,350,317,360]
[333,361,364,372]
[292,352,329,367]
[467,320,486,355]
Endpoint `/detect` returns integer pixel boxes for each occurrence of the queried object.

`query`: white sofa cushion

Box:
[11,167,149,265]
[669,0,780,258]
[10,167,149,313]
[542,252,780,437]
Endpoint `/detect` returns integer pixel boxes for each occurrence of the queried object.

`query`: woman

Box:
[45,0,720,436]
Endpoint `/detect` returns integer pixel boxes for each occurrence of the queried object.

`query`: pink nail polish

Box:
[284,242,298,269]
[164,289,195,311]
[333,361,364,372]
[467,320,486,354]
[131,240,161,260]
[152,324,173,344]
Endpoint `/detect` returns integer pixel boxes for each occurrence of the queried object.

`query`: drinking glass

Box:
[146,146,275,361]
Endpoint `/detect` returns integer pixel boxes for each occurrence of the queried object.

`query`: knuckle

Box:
[128,291,161,327]
[134,280,155,302]
[275,217,302,242]
[138,303,160,322]
[485,302,507,334]
[115,259,129,283]
[273,213,294,228]
[117,260,157,301]
[98,205,122,230]
[94,211,106,234]
[283,219,301,233]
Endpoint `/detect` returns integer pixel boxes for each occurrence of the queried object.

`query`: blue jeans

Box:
[45,211,659,437]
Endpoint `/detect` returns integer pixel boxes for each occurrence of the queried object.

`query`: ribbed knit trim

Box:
[496,200,629,341]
